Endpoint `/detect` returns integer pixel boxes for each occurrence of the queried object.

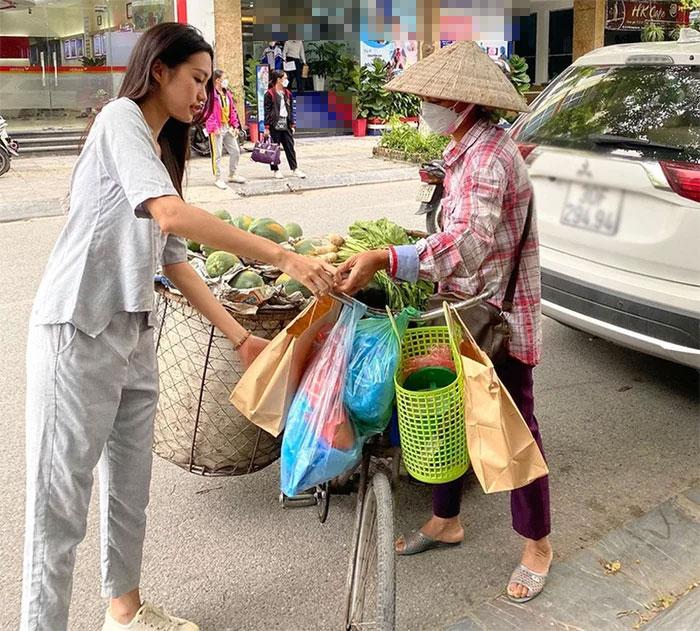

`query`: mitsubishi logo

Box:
[577,160,593,178]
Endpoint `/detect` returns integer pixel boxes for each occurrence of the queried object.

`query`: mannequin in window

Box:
[261,41,283,70]
[282,39,306,93]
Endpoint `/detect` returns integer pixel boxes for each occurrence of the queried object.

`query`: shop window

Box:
[548,8,573,80]
[514,13,537,82]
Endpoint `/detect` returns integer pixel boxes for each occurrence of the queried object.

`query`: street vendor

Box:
[335,41,552,604]
[20,23,335,631]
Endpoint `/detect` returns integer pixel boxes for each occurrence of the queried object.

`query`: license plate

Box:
[560,183,623,236]
[416,183,437,203]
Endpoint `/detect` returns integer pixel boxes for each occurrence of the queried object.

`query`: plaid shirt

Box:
[392,118,542,365]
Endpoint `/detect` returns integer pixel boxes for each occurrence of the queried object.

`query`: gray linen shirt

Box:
[32,97,187,336]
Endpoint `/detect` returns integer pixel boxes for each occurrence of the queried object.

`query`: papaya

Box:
[213,209,232,222]
[231,214,254,230]
[201,245,217,257]
[248,217,289,243]
[275,273,312,298]
[230,270,265,289]
[294,237,328,255]
[205,251,240,277]
[285,222,303,239]
[186,239,201,252]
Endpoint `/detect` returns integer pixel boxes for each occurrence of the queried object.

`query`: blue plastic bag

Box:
[281,302,366,497]
[343,309,412,437]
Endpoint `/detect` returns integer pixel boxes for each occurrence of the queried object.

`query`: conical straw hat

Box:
[385,41,529,113]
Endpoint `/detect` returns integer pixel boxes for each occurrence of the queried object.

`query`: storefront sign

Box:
[440,40,509,60]
[360,40,418,74]
[606,1,689,31]
[256,64,269,131]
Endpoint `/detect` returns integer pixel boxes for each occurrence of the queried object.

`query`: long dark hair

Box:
[118,23,214,196]
[268,70,286,89]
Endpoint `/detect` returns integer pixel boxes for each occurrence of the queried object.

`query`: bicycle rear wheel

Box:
[344,470,395,630]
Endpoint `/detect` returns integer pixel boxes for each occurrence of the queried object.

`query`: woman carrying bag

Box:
[263,70,306,180]
[335,42,552,604]
[20,23,335,631]
[205,68,246,190]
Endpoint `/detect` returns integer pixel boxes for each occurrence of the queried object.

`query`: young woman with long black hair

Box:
[21,23,334,631]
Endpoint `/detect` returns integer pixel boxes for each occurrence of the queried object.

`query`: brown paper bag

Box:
[230,297,341,437]
[444,303,549,494]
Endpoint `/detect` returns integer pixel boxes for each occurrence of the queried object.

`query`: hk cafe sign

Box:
[606,1,690,30]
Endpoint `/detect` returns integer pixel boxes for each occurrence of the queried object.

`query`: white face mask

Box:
[282,78,289,88]
[220,78,229,89]
[421,101,472,135]
[269,42,276,47]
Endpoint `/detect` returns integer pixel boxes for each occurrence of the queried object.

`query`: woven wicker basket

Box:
[153,286,302,476]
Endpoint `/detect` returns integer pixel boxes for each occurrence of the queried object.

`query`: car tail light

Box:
[660,160,700,203]
[518,143,538,161]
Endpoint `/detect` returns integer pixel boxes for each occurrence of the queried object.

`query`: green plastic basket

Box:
[393,324,468,484]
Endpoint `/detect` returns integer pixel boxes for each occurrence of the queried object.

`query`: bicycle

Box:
[281,285,496,630]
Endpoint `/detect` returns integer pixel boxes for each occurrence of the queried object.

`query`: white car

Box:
[510,29,700,369]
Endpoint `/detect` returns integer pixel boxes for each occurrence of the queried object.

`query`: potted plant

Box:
[361,59,392,133]
[389,90,421,123]
[243,57,261,143]
[641,22,665,42]
[307,41,347,91]
[349,64,370,136]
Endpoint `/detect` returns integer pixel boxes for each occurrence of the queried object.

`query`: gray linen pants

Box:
[21,312,158,631]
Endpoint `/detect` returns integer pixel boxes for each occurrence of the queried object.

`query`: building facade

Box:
[0,1,693,130]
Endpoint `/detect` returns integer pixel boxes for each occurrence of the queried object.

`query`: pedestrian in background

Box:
[205,68,246,189]
[282,39,306,92]
[264,70,306,180]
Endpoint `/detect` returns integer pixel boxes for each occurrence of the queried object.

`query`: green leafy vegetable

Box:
[339,219,434,310]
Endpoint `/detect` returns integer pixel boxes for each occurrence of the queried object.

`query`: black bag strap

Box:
[502,199,533,313]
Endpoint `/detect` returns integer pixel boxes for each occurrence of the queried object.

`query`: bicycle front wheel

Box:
[345,470,395,630]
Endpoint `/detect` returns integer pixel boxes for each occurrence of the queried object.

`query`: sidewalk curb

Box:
[447,483,700,630]
[0,200,66,224]
[0,166,418,223]
[234,165,418,198]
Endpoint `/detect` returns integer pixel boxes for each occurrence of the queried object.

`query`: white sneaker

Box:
[293,169,307,179]
[102,601,199,630]
[214,179,228,190]
[274,171,284,180]
[228,173,247,184]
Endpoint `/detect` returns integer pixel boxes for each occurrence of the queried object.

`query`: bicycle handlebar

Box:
[329,280,499,321]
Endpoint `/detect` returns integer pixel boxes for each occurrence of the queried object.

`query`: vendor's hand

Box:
[335,250,389,295]
[238,334,269,369]
[280,251,336,297]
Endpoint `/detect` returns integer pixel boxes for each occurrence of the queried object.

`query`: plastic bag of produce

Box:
[403,344,455,378]
[281,302,366,497]
[343,310,413,436]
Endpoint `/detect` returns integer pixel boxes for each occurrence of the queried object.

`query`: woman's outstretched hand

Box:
[334,250,389,295]
[238,335,270,369]
[280,251,336,297]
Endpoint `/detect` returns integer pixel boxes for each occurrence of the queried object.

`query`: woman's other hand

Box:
[238,335,270,368]
[335,250,389,295]
[280,251,336,297]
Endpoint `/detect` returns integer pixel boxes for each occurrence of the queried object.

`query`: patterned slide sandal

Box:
[506,564,548,603]
[396,531,463,556]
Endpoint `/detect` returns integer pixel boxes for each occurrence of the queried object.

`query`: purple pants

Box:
[432,357,551,541]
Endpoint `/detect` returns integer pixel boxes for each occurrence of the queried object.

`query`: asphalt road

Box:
[1,180,698,631]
